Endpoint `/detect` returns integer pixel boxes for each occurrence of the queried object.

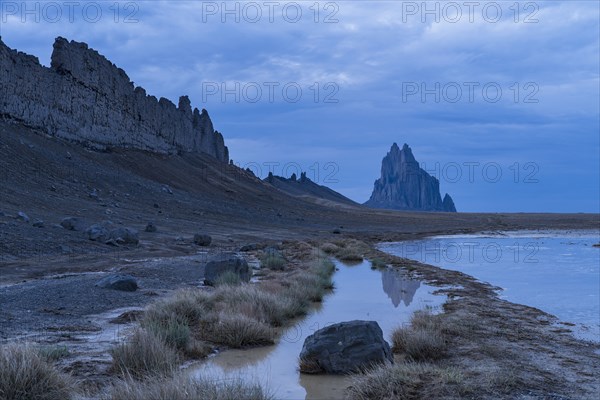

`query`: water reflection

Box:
[381,269,420,307]
[192,260,445,399]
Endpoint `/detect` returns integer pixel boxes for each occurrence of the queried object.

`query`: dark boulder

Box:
[299,320,393,374]
[193,234,212,246]
[239,243,258,252]
[95,274,138,291]
[109,227,139,245]
[144,222,157,232]
[61,217,82,231]
[204,252,250,286]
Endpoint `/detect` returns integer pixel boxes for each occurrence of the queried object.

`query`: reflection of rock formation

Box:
[381,269,421,307]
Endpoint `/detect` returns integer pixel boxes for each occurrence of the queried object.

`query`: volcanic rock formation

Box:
[365,143,456,212]
[0,37,228,161]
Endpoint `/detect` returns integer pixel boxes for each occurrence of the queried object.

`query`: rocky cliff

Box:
[0,37,228,161]
[365,143,456,212]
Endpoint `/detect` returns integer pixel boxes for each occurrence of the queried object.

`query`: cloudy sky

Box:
[2,0,598,212]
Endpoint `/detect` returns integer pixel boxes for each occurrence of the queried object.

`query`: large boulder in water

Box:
[299,320,393,374]
[204,252,250,286]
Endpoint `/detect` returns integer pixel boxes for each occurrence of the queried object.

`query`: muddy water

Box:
[191,260,445,399]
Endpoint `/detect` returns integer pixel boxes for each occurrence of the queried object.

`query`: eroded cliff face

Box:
[365,143,457,212]
[0,37,228,161]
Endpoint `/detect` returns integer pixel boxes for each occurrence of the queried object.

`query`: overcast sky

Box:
[2,0,598,212]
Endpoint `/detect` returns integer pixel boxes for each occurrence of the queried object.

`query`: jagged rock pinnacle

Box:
[364,143,457,212]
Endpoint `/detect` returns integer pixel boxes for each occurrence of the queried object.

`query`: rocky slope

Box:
[0,37,228,161]
[365,143,456,212]
[264,172,357,206]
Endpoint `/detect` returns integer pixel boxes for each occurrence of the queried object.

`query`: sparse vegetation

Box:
[143,314,191,351]
[110,329,180,379]
[37,345,70,361]
[205,313,275,347]
[260,253,286,270]
[106,374,271,400]
[0,343,75,400]
[112,244,336,380]
[320,242,339,254]
[336,248,364,262]
[213,270,243,286]
[370,258,387,270]
[391,310,447,360]
[347,362,467,400]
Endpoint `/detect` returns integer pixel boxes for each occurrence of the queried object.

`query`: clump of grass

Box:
[143,288,213,327]
[320,242,339,254]
[214,285,294,326]
[298,356,322,374]
[142,314,190,351]
[107,374,271,400]
[0,343,75,400]
[205,313,274,348]
[370,258,387,270]
[214,270,242,286]
[260,254,286,270]
[336,247,364,263]
[38,345,70,361]
[110,329,180,379]
[391,310,447,361]
[347,362,465,400]
[183,339,214,359]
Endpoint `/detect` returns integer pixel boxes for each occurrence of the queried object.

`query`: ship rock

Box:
[365,143,457,212]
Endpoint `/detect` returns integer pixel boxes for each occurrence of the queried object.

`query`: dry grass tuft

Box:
[214,270,243,286]
[107,374,271,400]
[0,343,75,400]
[391,310,447,361]
[110,329,180,379]
[347,362,465,400]
[320,242,339,254]
[260,254,286,270]
[204,313,275,348]
[298,356,323,374]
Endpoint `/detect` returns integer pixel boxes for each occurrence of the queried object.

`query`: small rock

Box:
[332,228,341,234]
[153,203,160,208]
[15,211,30,223]
[240,243,258,252]
[89,189,99,200]
[144,222,157,233]
[60,217,80,231]
[95,274,138,292]
[204,252,250,286]
[59,245,72,254]
[162,185,173,195]
[32,219,44,228]
[66,151,72,160]
[50,185,57,192]
[193,234,212,246]
[85,223,110,241]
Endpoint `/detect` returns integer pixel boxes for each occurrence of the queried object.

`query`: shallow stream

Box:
[191,259,445,399]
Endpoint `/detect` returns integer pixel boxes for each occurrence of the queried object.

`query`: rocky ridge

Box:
[0,37,228,161]
[365,143,456,212]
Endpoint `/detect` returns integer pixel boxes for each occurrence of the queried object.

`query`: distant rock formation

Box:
[0,37,228,161]
[365,143,456,212]
[265,172,357,206]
